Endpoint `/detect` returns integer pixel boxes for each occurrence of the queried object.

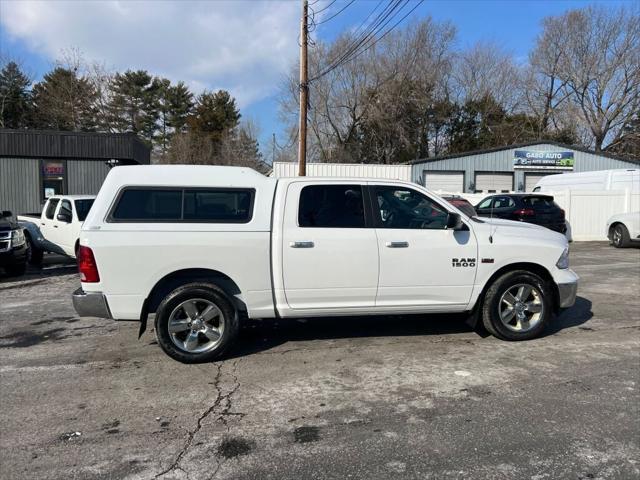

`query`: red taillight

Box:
[514,208,535,217]
[77,245,100,283]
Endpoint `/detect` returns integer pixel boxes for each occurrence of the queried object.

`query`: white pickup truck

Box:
[73,166,578,363]
[18,195,96,263]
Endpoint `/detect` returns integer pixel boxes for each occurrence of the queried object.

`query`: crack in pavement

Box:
[154,360,242,479]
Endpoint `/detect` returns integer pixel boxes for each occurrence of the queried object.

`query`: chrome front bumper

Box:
[72,288,112,318]
[557,281,578,308]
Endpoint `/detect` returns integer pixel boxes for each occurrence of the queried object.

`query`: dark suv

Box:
[475,194,566,234]
[0,210,28,276]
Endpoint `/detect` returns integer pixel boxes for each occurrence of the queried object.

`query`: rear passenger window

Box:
[45,199,60,219]
[110,188,254,222]
[299,185,365,228]
[183,189,253,222]
[112,189,182,221]
[522,196,555,208]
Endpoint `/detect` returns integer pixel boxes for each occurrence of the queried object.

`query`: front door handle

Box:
[290,241,314,248]
[386,241,409,248]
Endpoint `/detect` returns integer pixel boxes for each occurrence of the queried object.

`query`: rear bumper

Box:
[72,288,112,318]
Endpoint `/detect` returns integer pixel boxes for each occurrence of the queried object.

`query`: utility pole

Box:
[297,0,309,176]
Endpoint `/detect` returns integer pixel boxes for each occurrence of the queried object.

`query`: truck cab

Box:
[19,195,95,261]
[73,166,578,363]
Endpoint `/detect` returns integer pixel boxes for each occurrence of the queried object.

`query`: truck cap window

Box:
[110,188,254,223]
[299,185,365,228]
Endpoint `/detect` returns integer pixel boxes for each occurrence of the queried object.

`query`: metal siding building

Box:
[410,142,639,193]
[272,162,412,181]
[0,130,150,214]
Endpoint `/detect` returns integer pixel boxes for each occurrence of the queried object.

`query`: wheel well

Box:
[608,222,623,238]
[477,262,559,313]
[146,268,244,314]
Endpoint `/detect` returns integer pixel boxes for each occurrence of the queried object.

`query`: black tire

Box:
[482,270,552,341]
[610,223,630,248]
[154,282,239,363]
[25,235,43,265]
[5,262,27,277]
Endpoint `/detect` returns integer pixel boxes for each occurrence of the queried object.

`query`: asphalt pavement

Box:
[0,243,638,479]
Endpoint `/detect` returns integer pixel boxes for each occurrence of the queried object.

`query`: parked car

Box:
[72,166,579,363]
[441,195,477,217]
[0,210,28,276]
[18,195,95,263]
[533,168,640,193]
[475,194,566,234]
[606,212,640,248]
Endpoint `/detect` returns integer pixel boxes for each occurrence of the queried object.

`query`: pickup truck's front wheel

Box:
[482,271,552,341]
[155,283,239,363]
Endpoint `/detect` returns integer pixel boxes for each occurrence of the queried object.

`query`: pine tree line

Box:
[0,58,265,170]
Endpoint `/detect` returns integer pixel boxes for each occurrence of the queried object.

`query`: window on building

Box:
[298,185,365,228]
[374,186,448,229]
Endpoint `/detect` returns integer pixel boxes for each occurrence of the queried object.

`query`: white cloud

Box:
[0,0,300,107]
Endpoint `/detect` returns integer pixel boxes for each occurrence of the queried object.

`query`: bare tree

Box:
[554,6,640,151]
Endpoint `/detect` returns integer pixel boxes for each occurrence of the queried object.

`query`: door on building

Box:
[524,172,560,192]
[423,172,464,193]
[475,173,513,193]
[42,161,66,201]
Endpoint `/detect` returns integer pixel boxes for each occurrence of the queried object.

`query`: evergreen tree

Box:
[31,67,97,131]
[156,79,194,153]
[189,90,240,143]
[108,70,160,144]
[0,62,32,129]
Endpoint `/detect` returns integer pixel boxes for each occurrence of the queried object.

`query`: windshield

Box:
[74,199,95,221]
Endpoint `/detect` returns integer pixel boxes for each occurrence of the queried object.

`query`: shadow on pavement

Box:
[0,254,76,284]
[543,296,593,336]
[229,312,475,358]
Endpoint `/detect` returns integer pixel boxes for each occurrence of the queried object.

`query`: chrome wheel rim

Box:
[613,227,622,246]
[168,298,225,353]
[499,283,544,333]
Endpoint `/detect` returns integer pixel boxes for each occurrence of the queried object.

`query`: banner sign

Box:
[513,150,574,170]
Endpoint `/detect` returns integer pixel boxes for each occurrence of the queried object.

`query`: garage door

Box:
[423,171,464,193]
[525,172,560,192]
[475,173,513,193]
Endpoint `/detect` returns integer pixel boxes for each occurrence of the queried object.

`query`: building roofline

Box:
[408,140,640,166]
[0,128,150,164]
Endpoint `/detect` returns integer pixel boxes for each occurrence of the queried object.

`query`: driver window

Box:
[374,186,449,230]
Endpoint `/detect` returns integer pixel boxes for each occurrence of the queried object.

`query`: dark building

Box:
[0,129,150,214]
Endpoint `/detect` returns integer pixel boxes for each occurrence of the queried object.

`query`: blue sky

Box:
[0,0,633,157]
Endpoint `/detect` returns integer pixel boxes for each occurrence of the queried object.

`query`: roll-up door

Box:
[475,173,513,193]
[524,172,559,192]
[423,171,464,193]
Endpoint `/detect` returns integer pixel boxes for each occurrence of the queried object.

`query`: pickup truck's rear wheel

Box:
[482,271,552,341]
[155,283,239,363]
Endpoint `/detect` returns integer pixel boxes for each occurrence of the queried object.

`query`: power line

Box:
[310,0,412,82]
[309,0,405,80]
[312,0,338,15]
[314,0,357,25]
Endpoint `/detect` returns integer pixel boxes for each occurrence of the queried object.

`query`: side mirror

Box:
[57,212,72,223]
[446,212,465,230]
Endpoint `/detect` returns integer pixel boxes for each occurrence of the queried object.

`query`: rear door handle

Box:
[386,241,409,248]
[290,241,314,248]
